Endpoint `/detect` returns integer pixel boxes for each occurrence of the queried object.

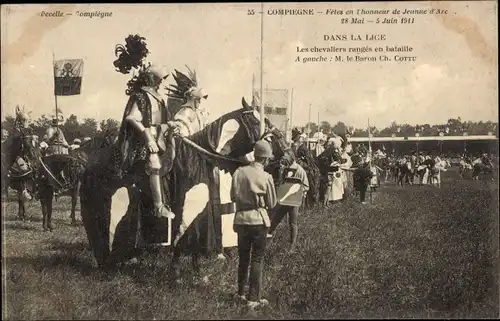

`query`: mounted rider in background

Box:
[69,138,82,151]
[45,115,69,156]
[11,107,33,176]
[44,114,70,186]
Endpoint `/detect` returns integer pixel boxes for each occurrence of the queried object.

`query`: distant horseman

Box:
[45,115,69,156]
[44,114,71,186]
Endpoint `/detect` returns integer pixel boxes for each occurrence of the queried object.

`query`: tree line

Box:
[2,112,121,144]
[297,117,498,138]
[2,110,497,143]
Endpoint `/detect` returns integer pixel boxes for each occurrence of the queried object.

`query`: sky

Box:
[1,2,498,130]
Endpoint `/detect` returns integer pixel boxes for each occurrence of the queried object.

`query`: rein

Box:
[7,169,34,179]
[175,125,279,167]
[178,135,250,166]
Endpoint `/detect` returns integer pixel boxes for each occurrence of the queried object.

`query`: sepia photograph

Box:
[1,2,498,319]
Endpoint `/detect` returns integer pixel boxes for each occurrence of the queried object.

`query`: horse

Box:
[79,97,288,283]
[1,131,39,221]
[472,159,495,181]
[35,132,116,231]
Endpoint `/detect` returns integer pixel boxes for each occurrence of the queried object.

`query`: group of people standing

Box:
[290,128,377,205]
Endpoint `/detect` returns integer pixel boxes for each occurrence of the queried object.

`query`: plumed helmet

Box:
[166,65,207,101]
[253,140,273,158]
[73,138,82,144]
[113,34,150,75]
[15,106,31,127]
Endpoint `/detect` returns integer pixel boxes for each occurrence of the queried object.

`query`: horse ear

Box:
[15,105,21,114]
[242,97,251,110]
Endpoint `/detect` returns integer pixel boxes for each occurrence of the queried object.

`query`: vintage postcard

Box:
[1,2,498,320]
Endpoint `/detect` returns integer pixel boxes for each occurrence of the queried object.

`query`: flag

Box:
[54,59,84,96]
[258,88,288,131]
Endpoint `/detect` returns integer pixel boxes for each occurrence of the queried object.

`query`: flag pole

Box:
[53,52,59,129]
[307,103,312,135]
[259,2,265,137]
[289,87,294,135]
[252,73,255,99]
[368,118,373,204]
[317,111,320,135]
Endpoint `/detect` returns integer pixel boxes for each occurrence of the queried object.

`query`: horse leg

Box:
[70,181,80,226]
[191,253,201,280]
[40,190,48,231]
[171,246,182,283]
[18,196,26,221]
[46,187,55,231]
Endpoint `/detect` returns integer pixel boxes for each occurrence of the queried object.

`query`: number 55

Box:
[247,9,255,15]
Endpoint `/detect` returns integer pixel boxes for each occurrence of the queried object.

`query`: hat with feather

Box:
[166,66,208,102]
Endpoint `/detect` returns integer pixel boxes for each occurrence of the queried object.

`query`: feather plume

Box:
[113,34,150,74]
[166,68,198,100]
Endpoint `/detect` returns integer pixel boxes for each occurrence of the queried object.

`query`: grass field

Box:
[2,168,499,319]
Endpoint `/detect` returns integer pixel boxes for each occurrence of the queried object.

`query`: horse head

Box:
[1,131,39,201]
[1,132,39,169]
[192,96,288,161]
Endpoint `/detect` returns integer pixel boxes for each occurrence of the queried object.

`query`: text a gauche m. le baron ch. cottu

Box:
[297,33,416,63]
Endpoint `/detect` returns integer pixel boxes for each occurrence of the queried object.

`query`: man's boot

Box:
[150,171,175,220]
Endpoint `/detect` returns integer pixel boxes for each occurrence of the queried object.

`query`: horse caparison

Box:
[1,132,38,221]
[79,99,289,282]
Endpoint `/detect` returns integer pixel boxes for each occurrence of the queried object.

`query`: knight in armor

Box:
[11,108,32,175]
[44,115,70,185]
[113,34,176,220]
[117,63,174,219]
[45,116,69,156]
[165,67,208,137]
